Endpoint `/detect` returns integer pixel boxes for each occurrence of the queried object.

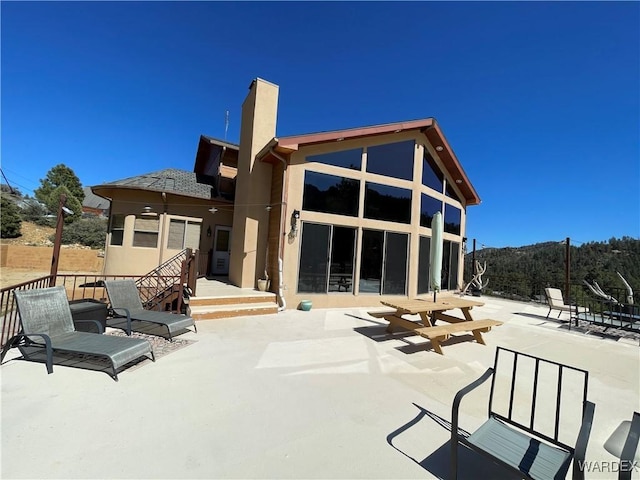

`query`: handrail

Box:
[1,249,200,350]
[134,249,194,311]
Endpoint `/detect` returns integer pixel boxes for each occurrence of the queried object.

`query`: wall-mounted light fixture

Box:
[207,226,212,237]
[288,210,300,239]
[209,207,218,214]
[141,206,158,217]
[435,146,444,152]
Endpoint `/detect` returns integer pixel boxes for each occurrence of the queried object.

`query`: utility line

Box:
[0,168,17,194]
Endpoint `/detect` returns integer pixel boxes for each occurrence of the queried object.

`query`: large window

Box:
[359,229,408,295]
[306,148,362,170]
[109,214,125,246]
[417,236,431,294]
[444,204,461,235]
[443,240,460,291]
[364,182,411,224]
[420,194,442,228]
[302,171,359,217]
[418,236,459,294]
[132,216,159,248]
[168,219,201,250]
[366,140,415,180]
[422,149,444,192]
[445,182,462,202]
[297,223,356,294]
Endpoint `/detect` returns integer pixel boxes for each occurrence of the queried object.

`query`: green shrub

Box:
[20,200,53,226]
[51,216,107,249]
[1,195,22,238]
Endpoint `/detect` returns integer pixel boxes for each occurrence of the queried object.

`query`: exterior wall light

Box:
[289,210,300,239]
[141,206,158,217]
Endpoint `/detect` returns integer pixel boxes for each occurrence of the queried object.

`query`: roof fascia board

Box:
[276,118,435,150]
[424,123,481,206]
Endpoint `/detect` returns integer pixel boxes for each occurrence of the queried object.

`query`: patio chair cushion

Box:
[467,417,572,480]
[545,288,572,311]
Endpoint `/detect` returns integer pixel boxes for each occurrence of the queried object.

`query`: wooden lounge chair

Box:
[451,346,595,480]
[0,286,154,381]
[104,279,196,341]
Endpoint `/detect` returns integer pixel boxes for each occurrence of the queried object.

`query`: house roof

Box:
[82,187,110,210]
[193,135,240,177]
[257,118,481,206]
[92,168,217,200]
[200,135,239,150]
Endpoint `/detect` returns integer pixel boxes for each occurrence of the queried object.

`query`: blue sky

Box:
[2,1,638,248]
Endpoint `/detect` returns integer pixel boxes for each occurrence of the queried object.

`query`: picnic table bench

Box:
[368,298,503,355]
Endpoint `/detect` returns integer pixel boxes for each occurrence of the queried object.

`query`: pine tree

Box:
[1,194,22,238]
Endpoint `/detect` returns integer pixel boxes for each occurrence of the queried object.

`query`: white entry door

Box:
[211,226,232,275]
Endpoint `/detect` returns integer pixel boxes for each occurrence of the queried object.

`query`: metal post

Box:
[564,236,570,303]
[49,194,67,286]
[472,239,477,276]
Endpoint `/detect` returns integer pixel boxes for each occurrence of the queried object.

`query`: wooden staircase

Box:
[187,287,279,320]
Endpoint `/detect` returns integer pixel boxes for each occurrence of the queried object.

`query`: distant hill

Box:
[464,237,640,302]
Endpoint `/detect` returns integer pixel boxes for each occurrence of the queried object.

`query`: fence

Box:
[0,249,199,350]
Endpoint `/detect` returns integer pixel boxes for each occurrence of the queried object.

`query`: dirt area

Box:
[0,221,56,247]
[0,222,100,289]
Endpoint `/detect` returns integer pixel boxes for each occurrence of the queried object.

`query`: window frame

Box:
[167,218,202,250]
[109,214,125,246]
[132,215,159,249]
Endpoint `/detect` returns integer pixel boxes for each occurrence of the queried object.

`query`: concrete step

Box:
[189,302,279,320]
[189,293,276,307]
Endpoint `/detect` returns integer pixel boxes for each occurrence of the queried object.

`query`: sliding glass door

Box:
[297,223,356,294]
[359,229,408,295]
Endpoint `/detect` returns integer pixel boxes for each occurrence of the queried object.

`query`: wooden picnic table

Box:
[372,297,502,355]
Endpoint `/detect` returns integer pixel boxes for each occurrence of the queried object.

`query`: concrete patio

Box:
[2,296,638,479]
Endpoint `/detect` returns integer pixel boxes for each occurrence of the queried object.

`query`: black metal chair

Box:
[451,346,595,480]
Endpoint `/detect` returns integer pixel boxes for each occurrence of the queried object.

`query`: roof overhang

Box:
[257,118,480,206]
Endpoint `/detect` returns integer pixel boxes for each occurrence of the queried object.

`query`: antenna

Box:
[224,110,229,141]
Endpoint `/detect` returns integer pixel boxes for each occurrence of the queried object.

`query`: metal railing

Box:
[470,274,638,333]
[0,249,199,350]
[134,249,190,311]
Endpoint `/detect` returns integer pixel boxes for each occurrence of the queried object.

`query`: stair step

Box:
[190,293,276,307]
[189,302,279,320]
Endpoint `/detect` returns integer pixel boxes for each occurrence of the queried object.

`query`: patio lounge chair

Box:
[104,279,196,341]
[545,287,573,318]
[1,286,154,381]
[451,346,595,480]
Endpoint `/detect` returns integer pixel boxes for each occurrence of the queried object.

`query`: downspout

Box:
[269,148,288,312]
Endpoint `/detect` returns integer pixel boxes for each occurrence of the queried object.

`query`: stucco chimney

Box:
[228,78,279,288]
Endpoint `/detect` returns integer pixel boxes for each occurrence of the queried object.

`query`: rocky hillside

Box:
[0,222,55,246]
